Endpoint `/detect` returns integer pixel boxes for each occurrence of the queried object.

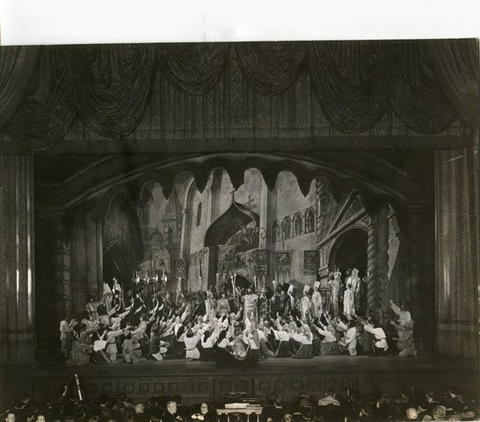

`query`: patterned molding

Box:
[175,258,187,279]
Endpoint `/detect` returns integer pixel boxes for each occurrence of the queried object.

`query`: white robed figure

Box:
[348,268,361,309]
[311,281,323,318]
[343,283,355,319]
[329,270,342,316]
[299,284,312,323]
[184,329,202,360]
[242,286,259,323]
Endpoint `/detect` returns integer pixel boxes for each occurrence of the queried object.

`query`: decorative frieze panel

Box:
[252,249,268,272]
[153,248,171,273]
[275,251,292,271]
[175,258,187,279]
[303,251,318,275]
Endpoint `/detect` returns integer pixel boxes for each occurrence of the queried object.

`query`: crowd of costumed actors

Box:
[59,268,416,365]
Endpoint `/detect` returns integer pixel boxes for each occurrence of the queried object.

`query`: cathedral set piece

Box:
[59,173,416,366]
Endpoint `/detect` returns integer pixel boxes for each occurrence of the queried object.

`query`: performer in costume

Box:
[149,292,164,320]
[242,286,259,323]
[343,283,355,319]
[257,321,275,359]
[148,324,169,361]
[329,270,342,316]
[291,325,314,359]
[84,295,100,322]
[200,329,217,361]
[105,322,129,363]
[311,281,323,319]
[299,285,312,323]
[360,318,389,355]
[359,274,368,313]
[181,291,195,323]
[273,284,286,317]
[390,300,412,323]
[66,323,96,366]
[216,291,231,316]
[272,321,293,357]
[131,288,147,326]
[349,268,361,311]
[339,270,348,312]
[184,328,202,360]
[258,287,272,321]
[390,319,416,357]
[284,285,296,317]
[206,290,216,320]
[341,320,358,356]
[231,333,249,361]
[123,289,134,321]
[59,314,76,361]
[313,322,339,355]
[122,332,142,364]
[243,322,261,362]
[112,277,122,295]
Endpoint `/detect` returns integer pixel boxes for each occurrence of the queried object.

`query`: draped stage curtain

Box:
[0,40,477,151]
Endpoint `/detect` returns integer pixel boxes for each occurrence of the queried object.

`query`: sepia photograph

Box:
[0,10,478,421]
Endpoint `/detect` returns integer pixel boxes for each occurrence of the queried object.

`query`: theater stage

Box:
[0,355,477,405]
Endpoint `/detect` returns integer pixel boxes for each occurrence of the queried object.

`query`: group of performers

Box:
[59,269,416,366]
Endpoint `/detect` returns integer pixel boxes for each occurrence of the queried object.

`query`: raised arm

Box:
[389,300,402,315]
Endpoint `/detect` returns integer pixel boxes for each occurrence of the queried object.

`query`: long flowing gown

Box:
[243,294,259,323]
[311,290,323,318]
[343,289,355,317]
[300,296,312,323]
[329,278,341,316]
[66,331,93,366]
[292,333,314,359]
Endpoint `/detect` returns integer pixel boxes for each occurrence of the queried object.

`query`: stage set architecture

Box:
[0,39,478,406]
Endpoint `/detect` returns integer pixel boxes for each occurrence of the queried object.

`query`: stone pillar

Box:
[0,156,36,363]
[266,182,278,284]
[179,207,190,258]
[206,185,214,228]
[210,170,222,223]
[52,213,72,322]
[258,179,269,250]
[435,147,479,358]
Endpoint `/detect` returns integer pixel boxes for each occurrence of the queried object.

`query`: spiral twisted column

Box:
[367,213,382,323]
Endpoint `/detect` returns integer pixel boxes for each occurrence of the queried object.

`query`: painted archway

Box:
[329,228,368,278]
[204,200,260,291]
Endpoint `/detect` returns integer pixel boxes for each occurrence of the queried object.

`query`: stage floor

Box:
[1,355,478,404]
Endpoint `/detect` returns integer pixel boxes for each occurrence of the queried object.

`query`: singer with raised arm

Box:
[358,317,389,356]
[390,300,412,323]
